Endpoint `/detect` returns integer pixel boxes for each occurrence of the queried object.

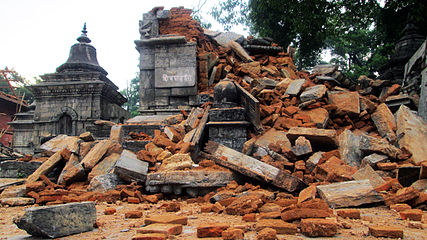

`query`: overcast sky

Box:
[1,0,243,90]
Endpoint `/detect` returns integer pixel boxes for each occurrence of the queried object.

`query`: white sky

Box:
[0,0,242,90]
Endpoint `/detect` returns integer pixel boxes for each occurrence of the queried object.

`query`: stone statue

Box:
[139,7,167,39]
[139,18,153,39]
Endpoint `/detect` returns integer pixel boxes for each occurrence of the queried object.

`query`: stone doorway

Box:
[58,114,72,135]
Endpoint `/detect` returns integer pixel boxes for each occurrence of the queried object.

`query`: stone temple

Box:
[10,25,129,154]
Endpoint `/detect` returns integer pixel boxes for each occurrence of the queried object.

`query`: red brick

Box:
[369,226,403,238]
[384,187,420,206]
[25,181,45,192]
[104,207,116,215]
[128,197,141,204]
[283,106,299,116]
[390,203,411,212]
[301,218,338,237]
[297,185,316,204]
[125,210,143,218]
[212,202,225,213]
[257,227,277,240]
[225,195,263,215]
[281,208,331,222]
[201,204,213,213]
[164,202,181,212]
[255,219,297,235]
[336,209,360,219]
[377,162,398,171]
[26,191,39,199]
[374,178,402,192]
[242,213,257,222]
[131,233,166,240]
[259,203,282,213]
[274,198,297,207]
[144,215,188,225]
[137,224,182,236]
[400,209,423,221]
[258,212,281,219]
[222,227,244,240]
[144,194,160,203]
[197,223,229,238]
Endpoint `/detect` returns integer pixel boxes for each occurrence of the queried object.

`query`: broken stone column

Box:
[14,202,96,238]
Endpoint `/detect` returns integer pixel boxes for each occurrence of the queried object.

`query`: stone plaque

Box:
[155,67,196,88]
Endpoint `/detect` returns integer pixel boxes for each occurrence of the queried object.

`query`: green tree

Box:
[192,0,213,29]
[211,0,427,79]
[120,75,140,117]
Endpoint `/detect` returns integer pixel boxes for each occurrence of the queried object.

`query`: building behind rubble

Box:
[10,25,129,154]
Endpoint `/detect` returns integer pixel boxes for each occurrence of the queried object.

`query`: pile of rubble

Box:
[1,6,426,240]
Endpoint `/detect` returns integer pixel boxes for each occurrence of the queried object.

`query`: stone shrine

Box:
[10,25,129,154]
[379,22,425,83]
[135,7,198,115]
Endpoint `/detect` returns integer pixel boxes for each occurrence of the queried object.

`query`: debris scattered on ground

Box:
[1,6,426,239]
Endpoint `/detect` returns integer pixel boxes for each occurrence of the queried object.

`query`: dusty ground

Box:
[1,200,426,240]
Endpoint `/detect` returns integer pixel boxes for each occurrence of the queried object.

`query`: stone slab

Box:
[0,178,25,191]
[26,149,64,183]
[146,169,236,188]
[371,103,397,143]
[113,150,148,183]
[285,79,306,96]
[300,84,327,102]
[338,130,362,167]
[0,161,42,178]
[352,165,386,188]
[317,180,384,208]
[14,202,96,238]
[57,154,85,185]
[360,134,401,159]
[1,197,35,206]
[155,67,196,88]
[81,140,114,170]
[88,153,120,181]
[287,127,337,149]
[203,141,306,192]
[361,153,388,169]
[236,83,261,130]
[88,173,124,192]
[214,32,244,47]
[396,105,427,165]
[40,135,81,156]
[328,91,360,116]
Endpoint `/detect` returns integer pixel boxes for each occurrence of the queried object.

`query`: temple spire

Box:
[77,22,91,43]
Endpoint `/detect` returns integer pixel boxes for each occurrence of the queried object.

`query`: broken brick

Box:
[399,209,423,221]
[336,209,360,219]
[300,218,338,237]
[197,223,229,238]
[369,226,403,238]
[125,210,143,219]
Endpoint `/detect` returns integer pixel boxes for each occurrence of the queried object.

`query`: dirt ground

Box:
[1,200,426,240]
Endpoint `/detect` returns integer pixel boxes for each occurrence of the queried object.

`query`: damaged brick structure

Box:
[10,25,129,154]
[2,6,427,240]
[135,7,198,115]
